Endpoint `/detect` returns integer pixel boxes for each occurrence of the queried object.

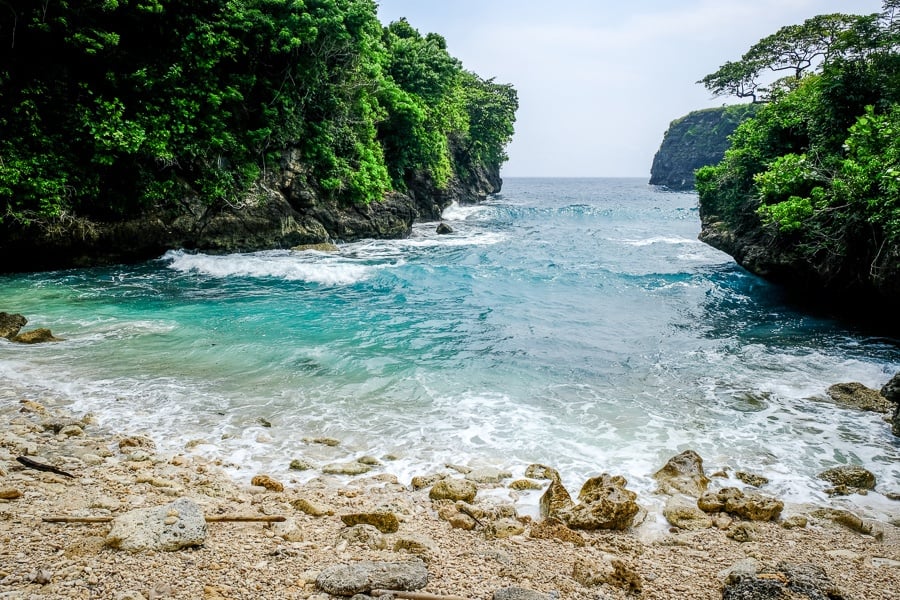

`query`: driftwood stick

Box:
[457,505,483,528]
[43,515,287,524]
[371,591,470,600]
[17,456,75,478]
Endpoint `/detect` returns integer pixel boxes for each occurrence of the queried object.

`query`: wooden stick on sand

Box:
[43,515,286,524]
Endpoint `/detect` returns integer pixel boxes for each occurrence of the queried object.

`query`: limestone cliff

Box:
[650,105,757,191]
[0,144,501,273]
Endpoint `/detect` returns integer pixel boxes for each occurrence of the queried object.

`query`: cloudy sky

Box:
[376,0,884,178]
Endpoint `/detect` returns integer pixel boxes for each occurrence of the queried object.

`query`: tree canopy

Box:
[0,1,517,225]
[696,0,900,299]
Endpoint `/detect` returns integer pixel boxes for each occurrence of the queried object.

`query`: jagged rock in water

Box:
[653,449,711,497]
[663,496,713,530]
[826,382,893,413]
[429,478,477,503]
[436,222,454,234]
[12,328,62,344]
[817,465,876,496]
[0,312,27,339]
[525,463,560,480]
[880,372,900,437]
[539,476,574,520]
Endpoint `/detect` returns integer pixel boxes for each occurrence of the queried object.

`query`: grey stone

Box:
[316,560,428,596]
[493,588,556,600]
[105,497,207,552]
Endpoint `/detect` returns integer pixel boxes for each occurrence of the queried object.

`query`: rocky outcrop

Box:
[881,372,900,437]
[650,105,757,191]
[0,143,502,273]
[653,450,710,497]
[0,312,27,339]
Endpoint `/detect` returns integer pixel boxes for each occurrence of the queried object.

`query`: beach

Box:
[1,387,898,600]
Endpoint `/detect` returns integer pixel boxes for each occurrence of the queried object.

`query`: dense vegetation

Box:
[696,0,900,298]
[0,1,517,225]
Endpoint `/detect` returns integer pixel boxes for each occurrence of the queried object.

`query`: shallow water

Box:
[2,178,898,519]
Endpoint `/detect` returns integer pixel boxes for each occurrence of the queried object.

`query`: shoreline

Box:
[1,385,898,599]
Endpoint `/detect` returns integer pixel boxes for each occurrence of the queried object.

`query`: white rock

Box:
[106,497,207,552]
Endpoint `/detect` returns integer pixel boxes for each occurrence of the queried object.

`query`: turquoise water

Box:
[2,178,898,517]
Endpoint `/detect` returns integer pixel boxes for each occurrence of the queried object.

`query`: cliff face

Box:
[650,105,757,191]
[0,146,501,273]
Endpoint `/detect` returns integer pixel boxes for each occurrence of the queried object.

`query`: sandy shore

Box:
[1,390,898,600]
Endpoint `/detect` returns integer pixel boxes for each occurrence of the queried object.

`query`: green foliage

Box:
[0,1,517,223]
[698,0,900,289]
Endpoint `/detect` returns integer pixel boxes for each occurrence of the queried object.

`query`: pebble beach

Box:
[1,385,899,600]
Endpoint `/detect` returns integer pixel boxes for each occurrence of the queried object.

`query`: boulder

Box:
[251,474,284,492]
[557,474,639,531]
[698,487,783,521]
[0,312,27,339]
[105,498,207,552]
[663,496,712,530]
[340,511,400,533]
[436,222,454,235]
[525,464,560,480]
[722,561,847,600]
[826,382,893,413]
[13,328,62,344]
[735,471,769,487]
[337,524,387,550]
[316,560,428,596]
[881,372,900,437]
[817,465,876,496]
[429,478,477,503]
[572,554,642,594]
[538,476,574,520]
[653,450,710,497]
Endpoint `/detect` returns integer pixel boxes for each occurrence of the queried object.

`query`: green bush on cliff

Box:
[696,1,900,292]
[0,1,517,225]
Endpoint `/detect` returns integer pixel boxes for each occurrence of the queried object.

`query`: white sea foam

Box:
[441,201,490,221]
[618,236,701,247]
[163,249,378,285]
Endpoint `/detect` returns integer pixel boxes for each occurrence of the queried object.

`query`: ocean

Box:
[2,177,898,521]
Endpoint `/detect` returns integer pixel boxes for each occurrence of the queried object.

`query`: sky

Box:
[375,0,885,178]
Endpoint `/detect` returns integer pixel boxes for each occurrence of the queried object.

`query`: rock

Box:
[465,467,512,484]
[429,478,477,503]
[289,458,314,471]
[572,554,642,594]
[698,487,783,521]
[105,497,207,552]
[726,522,757,542]
[781,515,808,529]
[58,424,84,437]
[722,561,847,600]
[525,464,559,480]
[882,372,900,436]
[436,222,454,234]
[411,473,446,490]
[509,478,543,491]
[811,508,882,539]
[13,328,62,343]
[272,518,304,542]
[448,513,477,530]
[487,518,526,539]
[340,511,400,533]
[322,461,372,476]
[653,449,710,497]
[0,488,23,500]
[557,474,639,531]
[528,518,586,546]
[817,465,876,495]
[0,312,27,339]
[736,471,769,487]
[303,436,341,446]
[494,588,555,600]
[250,474,284,492]
[663,496,712,530]
[538,476,573,520]
[291,497,333,517]
[338,524,387,550]
[393,533,438,557]
[826,382,893,413]
[119,436,157,452]
[292,242,339,252]
[315,560,428,596]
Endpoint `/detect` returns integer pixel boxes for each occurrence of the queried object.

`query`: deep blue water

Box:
[1,178,898,518]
